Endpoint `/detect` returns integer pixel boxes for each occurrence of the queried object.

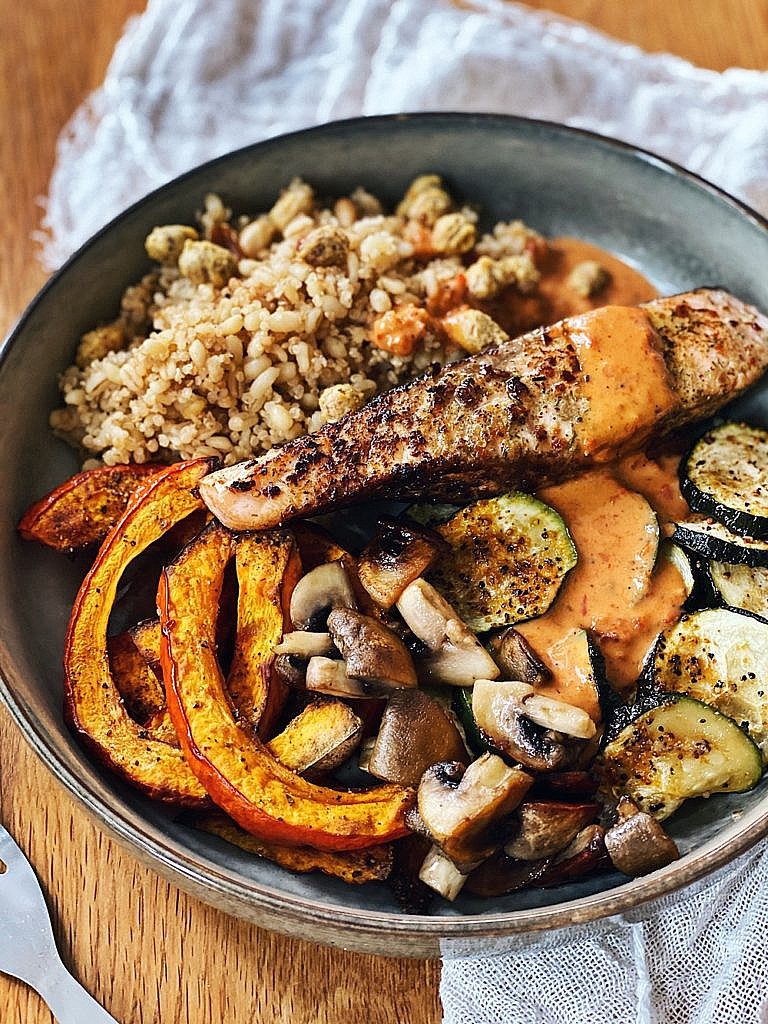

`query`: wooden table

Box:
[1,2,766,1021]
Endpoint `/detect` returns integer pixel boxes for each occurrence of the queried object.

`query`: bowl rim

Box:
[2,111,768,954]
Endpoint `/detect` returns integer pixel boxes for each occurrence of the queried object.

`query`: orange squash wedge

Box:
[227,531,302,738]
[183,811,393,883]
[160,522,413,850]
[107,632,166,725]
[19,463,162,551]
[128,618,164,677]
[63,459,217,805]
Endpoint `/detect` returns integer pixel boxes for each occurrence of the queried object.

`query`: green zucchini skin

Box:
[598,692,762,819]
[680,423,768,540]
[671,518,768,567]
[646,606,768,760]
[663,541,707,612]
[452,686,489,756]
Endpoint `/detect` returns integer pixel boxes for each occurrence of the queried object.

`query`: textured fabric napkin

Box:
[39,2,768,1022]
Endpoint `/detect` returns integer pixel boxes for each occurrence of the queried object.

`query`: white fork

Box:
[0,823,118,1022]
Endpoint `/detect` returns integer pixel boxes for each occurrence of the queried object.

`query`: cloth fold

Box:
[40,0,768,269]
[38,2,768,1022]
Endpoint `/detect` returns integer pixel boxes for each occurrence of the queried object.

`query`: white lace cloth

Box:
[39,2,768,1021]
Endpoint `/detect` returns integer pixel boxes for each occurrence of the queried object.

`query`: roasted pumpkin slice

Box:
[183,811,393,883]
[267,699,363,775]
[64,458,217,805]
[226,531,302,738]
[160,522,413,850]
[129,618,164,676]
[19,463,162,551]
[108,632,166,724]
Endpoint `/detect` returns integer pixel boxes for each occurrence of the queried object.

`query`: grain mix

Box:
[52,176,543,467]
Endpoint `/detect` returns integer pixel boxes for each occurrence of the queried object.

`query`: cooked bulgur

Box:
[51,178,543,468]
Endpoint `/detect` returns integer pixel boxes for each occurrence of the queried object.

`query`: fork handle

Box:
[34,959,118,1024]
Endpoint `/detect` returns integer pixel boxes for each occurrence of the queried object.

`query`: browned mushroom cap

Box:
[488,628,551,686]
[327,608,418,690]
[358,517,446,608]
[472,679,595,773]
[368,689,468,787]
[289,561,358,630]
[536,825,611,887]
[531,771,599,799]
[605,798,680,876]
[417,754,532,871]
[503,800,599,861]
[396,579,499,685]
[465,850,554,898]
[273,654,308,689]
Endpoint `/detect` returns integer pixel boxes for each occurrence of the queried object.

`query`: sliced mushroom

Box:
[358,517,445,608]
[531,770,599,799]
[488,628,551,686]
[289,561,357,630]
[396,579,499,686]
[465,850,554,898]
[417,754,532,870]
[605,797,680,877]
[273,631,335,658]
[472,679,594,773]
[536,825,610,887]
[304,657,367,698]
[326,609,418,690]
[503,800,599,861]
[368,689,468,787]
[418,845,468,901]
[273,654,307,689]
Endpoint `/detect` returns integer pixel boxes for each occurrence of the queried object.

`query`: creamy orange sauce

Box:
[516,456,690,716]
[553,305,681,461]
[616,452,690,531]
[545,238,657,307]
[489,237,658,337]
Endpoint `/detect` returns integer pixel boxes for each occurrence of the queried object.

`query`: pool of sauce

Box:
[497,238,691,715]
[516,455,690,719]
[484,237,658,336]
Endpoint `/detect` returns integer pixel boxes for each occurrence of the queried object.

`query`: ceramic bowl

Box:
[2,114,768,957]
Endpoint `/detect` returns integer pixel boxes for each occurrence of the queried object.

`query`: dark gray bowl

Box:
[2,114,768,958]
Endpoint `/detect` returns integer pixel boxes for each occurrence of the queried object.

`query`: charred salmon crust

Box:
[199,290,768,531]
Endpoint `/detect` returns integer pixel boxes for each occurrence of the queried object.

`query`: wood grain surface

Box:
[1,2,766,1022]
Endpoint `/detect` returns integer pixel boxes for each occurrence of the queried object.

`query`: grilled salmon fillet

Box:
[200,289,768,531]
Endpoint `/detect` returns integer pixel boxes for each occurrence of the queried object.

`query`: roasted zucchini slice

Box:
[453,686,488,757]
[680,422,768,539]
[706,562,768,617]
[426,493,577,632]
[598,693,762,819]
[671,516,768,567]
[663,541,696,600]
[649,607,768,760]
